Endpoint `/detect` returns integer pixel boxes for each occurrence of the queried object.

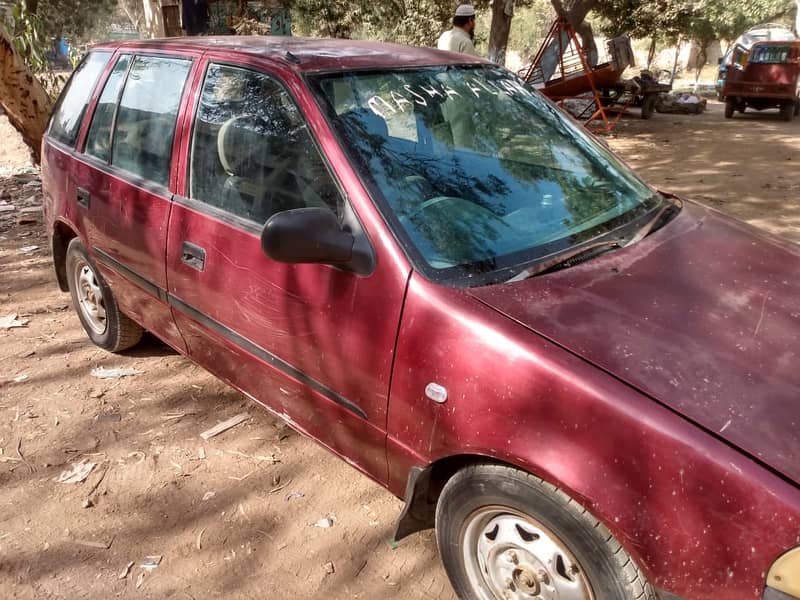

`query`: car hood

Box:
[468,201,800,483]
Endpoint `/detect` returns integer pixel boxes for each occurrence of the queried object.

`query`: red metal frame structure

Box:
[521,17,628,133]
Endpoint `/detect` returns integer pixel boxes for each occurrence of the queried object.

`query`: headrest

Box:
[217,110,295,177]
[340,108,389,139]
[217,115,265,177]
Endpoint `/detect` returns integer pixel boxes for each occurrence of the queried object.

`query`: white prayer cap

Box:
[455,4,476,17]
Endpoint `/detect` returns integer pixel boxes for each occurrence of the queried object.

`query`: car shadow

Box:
[119,331,178,358]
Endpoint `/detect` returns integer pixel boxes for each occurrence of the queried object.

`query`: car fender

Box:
[387,273,800,600]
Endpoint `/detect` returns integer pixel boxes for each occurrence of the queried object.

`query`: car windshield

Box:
[749,43,798,64]
[310,66,660,285]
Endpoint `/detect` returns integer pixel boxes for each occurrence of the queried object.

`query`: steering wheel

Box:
[409,196,467,218]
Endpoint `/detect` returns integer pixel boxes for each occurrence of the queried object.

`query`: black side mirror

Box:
[261,207,355,267]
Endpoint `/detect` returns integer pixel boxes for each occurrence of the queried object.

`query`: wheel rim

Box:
[71,260,107,335]
[462,506,595,600]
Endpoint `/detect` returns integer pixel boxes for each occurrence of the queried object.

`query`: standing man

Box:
[437,4,479,56]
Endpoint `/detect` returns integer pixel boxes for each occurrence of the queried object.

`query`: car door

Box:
[166,60,409,481]
[72,52,197,350]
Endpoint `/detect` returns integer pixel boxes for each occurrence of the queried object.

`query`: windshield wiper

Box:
[622,198,679,247]
[506,239,623,282]
[506,195,681,283]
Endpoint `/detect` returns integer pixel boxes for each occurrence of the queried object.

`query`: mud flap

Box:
[392,466,436,542]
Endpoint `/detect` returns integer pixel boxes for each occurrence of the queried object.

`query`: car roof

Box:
[751,39,800,47]
[735,25,797,49]
[92,36,487,72]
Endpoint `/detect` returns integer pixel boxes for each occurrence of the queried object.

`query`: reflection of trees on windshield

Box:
[338,110,513,268]
[313,67,653,275]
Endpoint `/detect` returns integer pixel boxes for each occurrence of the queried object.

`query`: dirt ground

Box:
[0,101,798,600]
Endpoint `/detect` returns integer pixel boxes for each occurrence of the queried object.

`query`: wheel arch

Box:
[392,452,661,594]
[394,453,581,542]
[51,218,80,292]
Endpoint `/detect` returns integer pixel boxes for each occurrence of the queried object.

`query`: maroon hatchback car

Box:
[42,37,800,600]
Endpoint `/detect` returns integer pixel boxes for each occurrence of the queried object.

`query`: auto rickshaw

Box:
[716,24,796,100]
[721,40,800,121]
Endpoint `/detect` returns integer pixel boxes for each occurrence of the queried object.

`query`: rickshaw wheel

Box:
[780,102,794,122]
[724,99,735,119]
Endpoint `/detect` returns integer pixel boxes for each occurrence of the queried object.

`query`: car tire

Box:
[780,102,794,122]
[724,99,735,119]
[435,464,656,600]
[66,238,143,352]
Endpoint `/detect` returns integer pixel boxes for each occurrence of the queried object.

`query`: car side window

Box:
[111,55,192,187]
[84,54,132,162]
[189,63,341,225]
[48,51,112,146]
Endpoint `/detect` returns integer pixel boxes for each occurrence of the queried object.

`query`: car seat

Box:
[216,114,277,223]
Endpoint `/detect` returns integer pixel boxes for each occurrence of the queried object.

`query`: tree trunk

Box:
[548,0,599,67]
[0,28,53,164]
[670,36,681,86]
[647,36,657,69]
[795,0,799,36]
[694,41,709,92]
[487,0,515,66]
[119,0,143,30]
[574,20,597,66]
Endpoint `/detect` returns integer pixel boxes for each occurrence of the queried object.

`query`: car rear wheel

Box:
[66,238,143,352]
[435,464,655,600]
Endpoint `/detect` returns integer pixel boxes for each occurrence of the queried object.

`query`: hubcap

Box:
[462,507,594,600]
[73,261,107,335]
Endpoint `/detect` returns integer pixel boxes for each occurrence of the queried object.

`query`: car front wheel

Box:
[435,464,655,600]
[66,238,143,352]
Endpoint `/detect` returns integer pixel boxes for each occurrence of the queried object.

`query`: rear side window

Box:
[112,55,192,187]
[48,51,112,146]
[85,54,132,162]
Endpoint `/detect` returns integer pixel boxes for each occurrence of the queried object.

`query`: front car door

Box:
[165,59,410,481]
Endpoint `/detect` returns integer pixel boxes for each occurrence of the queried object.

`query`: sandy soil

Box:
[0,102,798,599]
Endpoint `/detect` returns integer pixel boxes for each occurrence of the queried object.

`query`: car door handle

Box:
[181,241,206,272]
[76,187,90,209]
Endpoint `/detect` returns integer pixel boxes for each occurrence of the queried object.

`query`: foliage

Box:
[116,0,144,31]
[363,1,454,47]
[291,0,367,39]
[509,1,557,60]
[6,0,49,71]
[687,0,795,42]
[596,0,795,44]
[35,0,118,41]
[595,0,692,42]
[291,0,454,45]
[233,15,272,35]
[2,0,67,98]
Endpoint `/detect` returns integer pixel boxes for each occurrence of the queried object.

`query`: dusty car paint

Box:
[387,211,800,599]
[468,201,800,484]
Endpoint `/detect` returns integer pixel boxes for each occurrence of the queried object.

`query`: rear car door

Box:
[73,52,197,349]
[166,60,408,481]
[43,50,113,271]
